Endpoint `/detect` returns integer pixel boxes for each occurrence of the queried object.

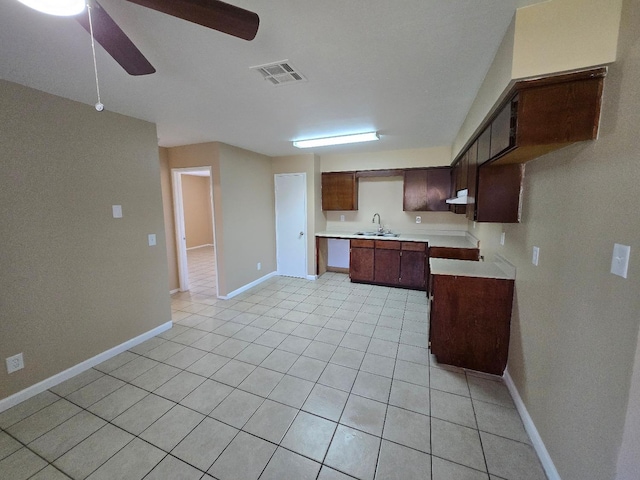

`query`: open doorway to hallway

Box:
[172,167,218,297]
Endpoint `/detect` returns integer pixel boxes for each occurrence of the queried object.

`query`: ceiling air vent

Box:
[250,60,307,86]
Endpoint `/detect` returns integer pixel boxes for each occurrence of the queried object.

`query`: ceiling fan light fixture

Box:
[16,0,85,16]
[293,132,379,149]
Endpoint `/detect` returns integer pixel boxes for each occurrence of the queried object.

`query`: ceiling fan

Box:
[17,0,260,76]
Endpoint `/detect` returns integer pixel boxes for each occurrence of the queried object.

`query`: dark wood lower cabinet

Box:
[349,240,374,282]
[374,241,401,285]
[350,239,426,290]
[399,244,426,289]
[430,274,514,375]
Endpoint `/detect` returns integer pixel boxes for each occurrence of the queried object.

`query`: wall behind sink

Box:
[324,176,468,234]
[321,146,468,234]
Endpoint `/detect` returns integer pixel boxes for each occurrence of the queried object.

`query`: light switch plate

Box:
[532,246,540,266]
[500,232,506,246]
[611,243,630,278]
[112,205,122,218]
[148,234,156,246]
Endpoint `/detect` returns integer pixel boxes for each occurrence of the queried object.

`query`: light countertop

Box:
[430,255,516,280]
[315,231,479,249]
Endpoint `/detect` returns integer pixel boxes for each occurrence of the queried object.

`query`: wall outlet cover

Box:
[532,246,540,266]
[415,216,421,224]
[340,215,345,222]
[148,234,157,246]
[611,243,631,278]
[500,232,506,246]
[6,353,24,374]
[257,262,261,270]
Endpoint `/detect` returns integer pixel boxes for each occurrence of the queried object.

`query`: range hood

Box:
[446,188,469,205]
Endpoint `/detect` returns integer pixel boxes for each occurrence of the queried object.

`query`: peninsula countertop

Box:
[429,255,516,280]
[315,231,479,249]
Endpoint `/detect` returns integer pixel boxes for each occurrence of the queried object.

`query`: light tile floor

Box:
[0,248,548,480]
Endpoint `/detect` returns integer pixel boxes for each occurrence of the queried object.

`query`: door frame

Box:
[171,167,219,294]
[274,172,308,279]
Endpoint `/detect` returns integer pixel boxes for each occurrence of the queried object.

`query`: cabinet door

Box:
[477,127,491,165]
[399,250,426,289]
[426,167,451,211]
[450,153,467,215]
[490,100,516,159]
[429,247,480,261]
[350,247,374,282]
[322,172,358,211]
[466,141,478,221]
[374,241,401,285]
[403,168,451,212]
[430,274,514,375]
[476,164,524,223]
[403,169,429,211]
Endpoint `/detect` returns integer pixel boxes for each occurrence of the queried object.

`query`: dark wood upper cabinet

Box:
[477,126,492,165]
[453,68,605,223]
[489,68,605,166]
[466,140,478,221]
[475,164,524,223]
[321,172,358,211]
[490,100,516,159]
[403,167,451,211]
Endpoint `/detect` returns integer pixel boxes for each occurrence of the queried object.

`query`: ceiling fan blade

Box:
[126,0,259,41]
[76,1,156,76]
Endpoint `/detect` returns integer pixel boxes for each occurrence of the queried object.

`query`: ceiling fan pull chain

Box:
[87,2,104,112]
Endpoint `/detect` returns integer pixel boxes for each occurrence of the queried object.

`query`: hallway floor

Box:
[0,251,547,479]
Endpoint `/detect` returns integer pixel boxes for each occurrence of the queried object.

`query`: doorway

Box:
[172,167,218,295]
[275,173,307,278]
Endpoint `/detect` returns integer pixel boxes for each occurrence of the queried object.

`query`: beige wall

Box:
[319,147,466,234]
[159,148,179,292]
[0,80,171,400]
[512,0,622,79]
[217,143,276,293]
[166,142,276,296]
[182,175,214,249]
[462,1,638,478]
[321,146,451,172]
[324,176,468,234]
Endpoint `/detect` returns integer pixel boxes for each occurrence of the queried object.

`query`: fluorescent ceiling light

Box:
[293,132,379,148]
[16,0,86,16]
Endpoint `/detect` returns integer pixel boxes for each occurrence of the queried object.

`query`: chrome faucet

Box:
[372,213,382,232]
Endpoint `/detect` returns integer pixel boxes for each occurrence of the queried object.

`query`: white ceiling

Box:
[0,0,541,157]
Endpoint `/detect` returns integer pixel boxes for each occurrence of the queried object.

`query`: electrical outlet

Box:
[6,353,24,374]
[415,216,421,224]
[532,246,540,266]
[500,232,506,246]
[340,215,345,222]
[148,234,156,246]
[257,262,261,271]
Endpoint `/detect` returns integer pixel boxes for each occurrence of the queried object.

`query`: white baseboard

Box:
[0,321,173,413]
[218,271,278,299]
[169,288,180,294]
[504,368,561,480]
[306,275,318,280]
[186,244,214,251]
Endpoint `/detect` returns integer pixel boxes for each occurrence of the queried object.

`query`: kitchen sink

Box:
[354,232,399,237]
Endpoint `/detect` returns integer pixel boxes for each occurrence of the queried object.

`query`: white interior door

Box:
[275,173,307,278]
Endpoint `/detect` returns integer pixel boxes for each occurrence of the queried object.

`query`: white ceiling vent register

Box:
[250,60,307,86]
